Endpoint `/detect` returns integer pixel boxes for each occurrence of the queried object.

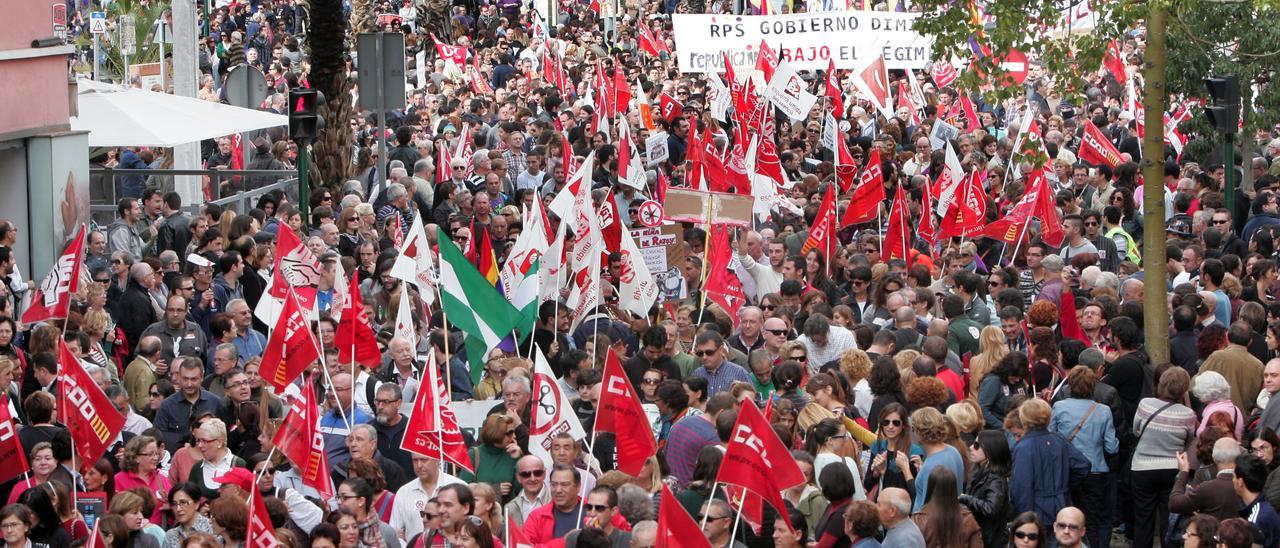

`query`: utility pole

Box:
[1142,5,1169,365]
[172,0,203,204]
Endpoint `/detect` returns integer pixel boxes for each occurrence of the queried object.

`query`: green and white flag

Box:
[505,256,541,342]
[438,235,523,383]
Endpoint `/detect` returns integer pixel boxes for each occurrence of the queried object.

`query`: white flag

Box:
[548,151,594,227]
[394,290,416,348]
[617,229,658,317]
[389,211,437,305]
[529,348,586,465]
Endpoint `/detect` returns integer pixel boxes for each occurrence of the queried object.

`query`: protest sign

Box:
[646,133,670,166]
[663,188,755,228]
[930,119,959,150]
[764,61,819,121]
[672,11,932,73]
[654,267,687,301]
[630,227,675,274]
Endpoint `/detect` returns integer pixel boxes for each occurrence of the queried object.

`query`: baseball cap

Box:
[212,467,256,493]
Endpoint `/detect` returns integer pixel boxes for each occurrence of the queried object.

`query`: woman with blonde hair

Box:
[946,400,984,447]
[908,407,966,513]
[839,349,874,418]
[967,326,1009,400]
[81,308,117,376]
[469,482,505,539]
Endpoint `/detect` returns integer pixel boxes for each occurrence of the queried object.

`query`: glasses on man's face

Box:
[642,377,662,386]
[695,349,717,357]
[1213,219,1230,225]
[375,398,400,406]
[584,504,612,512]
[765,329,788,336]
[789,354,808,362]
[1084,221,1099,227]
[1054,522,1082,531]
[518,469,545,479]
[697,514,730,522]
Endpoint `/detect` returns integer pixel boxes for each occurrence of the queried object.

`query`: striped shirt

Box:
[1131,397,1197,472]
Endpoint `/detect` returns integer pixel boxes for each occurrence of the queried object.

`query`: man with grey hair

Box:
[629,520,657,548]
[342,422,409,490]
[105,384,152,435]
[124,335,164,411]
[227,299,266,361]
[376,183,414,241]
[118,261,160,357]
[412,158,436,206]
[798,314,856,369]
[1258,359,1280,432]
[371,382,413,474]
[1120,278,1144,305]
[1170,436,1241,520]
[877,487,925,547]
[488,374,532,448]
[700,499,743,548]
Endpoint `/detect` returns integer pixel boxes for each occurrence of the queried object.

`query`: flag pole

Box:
[699,481,720,529]
[728,493,746,546]
[576,428,599,529]
[435,285,453,401]
[253,445,278,486]
[696,201,713,325]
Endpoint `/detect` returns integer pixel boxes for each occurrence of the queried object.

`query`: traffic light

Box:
[1203,75,1240,134]
[289,88,323,142]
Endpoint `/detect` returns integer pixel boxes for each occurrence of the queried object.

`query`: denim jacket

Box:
[1049,397,1119,473]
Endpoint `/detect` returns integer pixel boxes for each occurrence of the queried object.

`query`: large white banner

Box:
[672,11,932,73]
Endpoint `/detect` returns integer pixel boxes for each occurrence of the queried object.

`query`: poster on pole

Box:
[763,61,819,121]
[672,11,932,73]
[929,119,959,151]
[645,133,669,166]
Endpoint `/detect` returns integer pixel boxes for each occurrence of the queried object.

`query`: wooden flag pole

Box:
[435,284,453,402]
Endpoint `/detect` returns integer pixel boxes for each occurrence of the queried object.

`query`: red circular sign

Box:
[638,200,664,228]
[999,49,1029,85]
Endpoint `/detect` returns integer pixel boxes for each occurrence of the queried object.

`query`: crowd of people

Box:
[37,0,1280,547]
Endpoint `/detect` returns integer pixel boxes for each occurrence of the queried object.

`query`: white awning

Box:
[71,78,287,147]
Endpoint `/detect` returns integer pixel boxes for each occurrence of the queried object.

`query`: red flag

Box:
[705,224,747,326]
[1033,171,1066,248]
[58,341,125,472]
[1059,287,1090,344]
[508,515,534,548]
[467,58,493,95]
[939,171,987,238]
[637,19,663,57]
[613,67,632,115]
[401,354,474,473]
[335,275,381,367]
[561,133,579,180]
[725,52,749,123]
[833,124,858,193]
[435,140,452,184]
[1079,120,1123,168]
[884,184,912,261]
[268,227,320,308]
[595,349,657,476]
[1102,40,1128,85]
[957,92,981,130]
[756,40,778,82]
[259,289,321,393]
[85,516,105,548]
[657,91,683,123]
[22,225,86,324]
[919,178,938,249]
[245,492,280,547]
[696,128,729,192]
[724,124,753,194]
[271,377,334,498]
[0,397,27,486]
[433,35,468,66]
[716,400,806,532]
[842,148,885,226]
[598,191,623,256]
[931,61,959,89]
[657,485,712,548]
[825,59,845,118]
[897,82,921,126]
[802,185,837,259]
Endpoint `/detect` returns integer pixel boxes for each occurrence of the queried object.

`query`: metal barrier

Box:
[89,167,300,225]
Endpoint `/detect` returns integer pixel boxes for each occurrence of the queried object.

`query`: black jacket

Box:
[960,466,1011,548]
[115,281,159,358]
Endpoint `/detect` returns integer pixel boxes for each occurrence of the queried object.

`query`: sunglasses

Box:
[765,329,788,336]
[761,305,776,311]
[584,504,612,512]
[695,349,718,357]
[881,418,902,427]
[789,355,808,362]
[696,514,730,522]
[1013,531,1039,541]
[642,378,662,385]
[518,469,545,479]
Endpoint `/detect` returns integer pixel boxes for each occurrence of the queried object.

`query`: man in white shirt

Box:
[737,236,785,299]
[389,454,465,541]
[797,314,856,370]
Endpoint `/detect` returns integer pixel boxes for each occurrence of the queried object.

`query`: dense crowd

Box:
[38,0,1280,547]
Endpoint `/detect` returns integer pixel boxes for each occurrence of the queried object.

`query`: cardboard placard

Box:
[662,188,755,227]
[630,226,675,274]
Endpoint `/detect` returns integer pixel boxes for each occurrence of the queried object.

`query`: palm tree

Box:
[305,0,355,187]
